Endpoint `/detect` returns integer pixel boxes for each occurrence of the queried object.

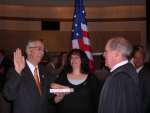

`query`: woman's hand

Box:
[50,83,72,103]
[54,93,66,103]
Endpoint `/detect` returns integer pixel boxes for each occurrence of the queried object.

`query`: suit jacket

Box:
[139,65,150,113]
[98,63,143,113]
[3,63,50,113]
[0,56,13,91]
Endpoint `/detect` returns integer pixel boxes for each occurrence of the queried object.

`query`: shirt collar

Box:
[136,65,144,73]
[26,60,38,75]
[110,60,128,72]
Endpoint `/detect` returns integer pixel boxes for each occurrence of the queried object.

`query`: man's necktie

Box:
[34,67,42,95]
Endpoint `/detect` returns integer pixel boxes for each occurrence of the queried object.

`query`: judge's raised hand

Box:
[14,48,25,75]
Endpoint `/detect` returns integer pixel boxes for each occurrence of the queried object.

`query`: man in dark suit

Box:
[139,63,150,113]
[98,37,143,113]
[3,39,50,113]
[131,45,150,113]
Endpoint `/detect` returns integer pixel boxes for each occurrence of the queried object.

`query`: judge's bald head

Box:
[106,37,132,58]
[104,36,132,69]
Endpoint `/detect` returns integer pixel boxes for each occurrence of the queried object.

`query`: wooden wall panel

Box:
[0,30,141,53]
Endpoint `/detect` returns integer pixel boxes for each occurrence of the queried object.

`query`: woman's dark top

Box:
[55,73,100,113]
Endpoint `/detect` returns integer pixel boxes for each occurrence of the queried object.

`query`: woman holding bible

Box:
[51,49,100,113]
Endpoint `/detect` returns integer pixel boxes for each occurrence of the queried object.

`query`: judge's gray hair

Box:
[107,36,132,58]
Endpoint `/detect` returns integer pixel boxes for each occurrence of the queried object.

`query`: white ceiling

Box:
[0,0,146,6]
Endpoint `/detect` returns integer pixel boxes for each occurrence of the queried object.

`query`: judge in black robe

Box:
[98,37,143,113]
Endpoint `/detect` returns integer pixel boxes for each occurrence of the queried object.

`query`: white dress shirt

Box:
[26,60,40,81]
[110,60,128,72]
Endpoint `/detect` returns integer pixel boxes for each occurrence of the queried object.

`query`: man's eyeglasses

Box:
[29,46,45,52]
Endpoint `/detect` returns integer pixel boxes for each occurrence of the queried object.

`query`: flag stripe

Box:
[81,23,88,31]
[85,51,93,60]
[72,39,80,48]
[82,31,89,37]
[78,39,91,51]
[83,37,90,45]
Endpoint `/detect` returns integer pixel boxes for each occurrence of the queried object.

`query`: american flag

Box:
[71,0,94,71]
